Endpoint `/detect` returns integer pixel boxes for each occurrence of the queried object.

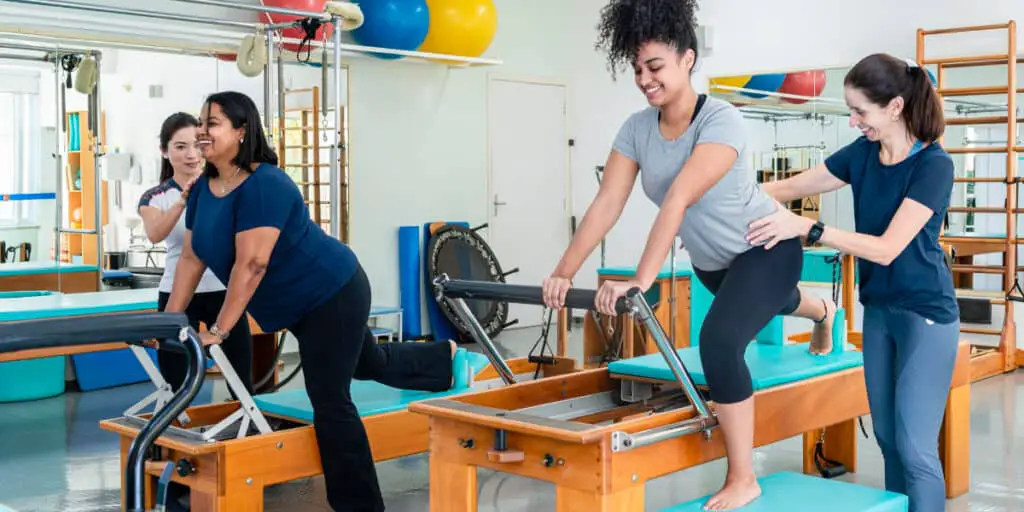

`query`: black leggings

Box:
[288,263,453,512]
[157,290,254,399]
[693,238,803,404]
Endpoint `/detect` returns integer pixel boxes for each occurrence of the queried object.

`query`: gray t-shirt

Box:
[613,96,777,271]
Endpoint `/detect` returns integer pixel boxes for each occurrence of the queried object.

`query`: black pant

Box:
[157,290,254,398]
[692,238,802,404]
[289,263,453,512]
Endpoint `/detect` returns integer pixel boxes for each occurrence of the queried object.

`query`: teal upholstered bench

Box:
[659,471,907,511]
[253,349,491,421]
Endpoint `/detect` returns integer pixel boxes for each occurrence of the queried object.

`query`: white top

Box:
[137,179,226,294]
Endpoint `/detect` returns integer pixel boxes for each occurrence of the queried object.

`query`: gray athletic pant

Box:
[862,305,959,512]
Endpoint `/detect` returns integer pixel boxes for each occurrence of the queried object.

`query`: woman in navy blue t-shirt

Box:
[746,54,958,512]
[165,91,467,512]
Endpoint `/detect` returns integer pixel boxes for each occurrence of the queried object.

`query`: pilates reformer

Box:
[407,278,973,511]
[0,311,207,512]
[95,274,587,511]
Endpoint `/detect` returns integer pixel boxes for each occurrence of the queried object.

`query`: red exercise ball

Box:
[779,70,826,104]
[262,0,334,53]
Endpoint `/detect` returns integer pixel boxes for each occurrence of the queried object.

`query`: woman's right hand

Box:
[542,275,573,310]
[181,175,200,201]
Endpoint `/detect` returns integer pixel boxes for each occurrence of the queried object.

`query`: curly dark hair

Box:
[595,0,700,78]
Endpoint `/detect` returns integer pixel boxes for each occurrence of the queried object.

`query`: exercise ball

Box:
[262,0,334,53]
[708,75,751,94]
[350,0,430,60]
[740,73,786,99]
[418,0,497,61]
[778,70,826,104]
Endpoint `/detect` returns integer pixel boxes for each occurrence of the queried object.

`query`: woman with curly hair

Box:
[542,0,833,509]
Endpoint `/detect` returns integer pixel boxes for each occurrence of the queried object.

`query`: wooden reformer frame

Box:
[408,279,973,512]
[97,275,596,511]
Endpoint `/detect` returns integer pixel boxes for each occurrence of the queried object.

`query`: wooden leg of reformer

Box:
[429,457,477,512]
[940,342,972,499]
[939,384,970,498]
[555,485,644,512]
[801,417,858,475]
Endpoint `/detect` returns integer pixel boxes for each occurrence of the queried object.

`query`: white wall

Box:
[3,0,1023,331]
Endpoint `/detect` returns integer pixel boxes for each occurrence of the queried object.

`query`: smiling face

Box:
[844,84,905,142]
[162,126,202,178]
[633,41,694,107]
[198,101,245,166]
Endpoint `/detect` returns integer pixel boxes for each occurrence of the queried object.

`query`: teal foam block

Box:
[254,349,491,422]
[659,471,907,511]
[802,248,859,284]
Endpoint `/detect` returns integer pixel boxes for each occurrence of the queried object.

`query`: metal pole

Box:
[0,53,48,62]
[0,40,96,55]
[2,0,261,30]
[670,239,676,347]
[91,53,103,288]
[263,28,274,144]
[330,16,342,240]
[276,32,285,152]
[167,0,333,21]
[53,50,63,282]
[446,297,517,385]
[627,291,714,421]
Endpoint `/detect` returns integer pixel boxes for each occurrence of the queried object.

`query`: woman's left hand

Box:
[746,203,814,249]
[199,332,223,346]
[595,279,643,316]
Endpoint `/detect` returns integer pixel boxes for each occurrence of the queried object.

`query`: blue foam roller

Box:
[660,471,907,511]
[399,226,424,338]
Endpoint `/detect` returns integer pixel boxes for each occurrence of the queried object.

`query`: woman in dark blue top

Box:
[165,91,466,512]
[746,54,958,512]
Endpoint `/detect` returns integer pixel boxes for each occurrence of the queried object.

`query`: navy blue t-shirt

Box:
[825,136,958,324]
[185,163,359,332]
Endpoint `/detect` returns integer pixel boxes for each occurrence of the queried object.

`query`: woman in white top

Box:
[137,112,254,397]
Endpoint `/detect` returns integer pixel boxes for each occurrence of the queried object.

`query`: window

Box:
[0,71,42,227]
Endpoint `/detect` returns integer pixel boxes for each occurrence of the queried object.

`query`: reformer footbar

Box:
[428,276,721,445]
[0,312,206,512]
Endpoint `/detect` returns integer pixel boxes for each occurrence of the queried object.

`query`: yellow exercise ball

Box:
[708,75,752,94]
[418,0,498,60]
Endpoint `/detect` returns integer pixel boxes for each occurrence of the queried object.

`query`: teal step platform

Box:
[607,309,861,389]
[0,261,98,277]
[253,349,491,421]
[659,471,907,511]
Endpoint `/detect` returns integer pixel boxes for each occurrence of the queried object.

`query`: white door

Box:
[487,79,569,329]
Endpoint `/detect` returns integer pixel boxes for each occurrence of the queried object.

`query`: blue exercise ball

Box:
[740,73,787,99]
[351,0,431,60]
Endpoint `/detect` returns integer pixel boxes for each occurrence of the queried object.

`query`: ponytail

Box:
[844,53,946,143]
[903,65,945,142]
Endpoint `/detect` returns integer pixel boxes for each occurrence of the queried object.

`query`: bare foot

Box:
[704,476,762,511]
[810,298,836,355]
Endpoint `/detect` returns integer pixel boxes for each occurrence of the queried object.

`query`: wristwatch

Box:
[209,324,230,340]
[807,221,825,244]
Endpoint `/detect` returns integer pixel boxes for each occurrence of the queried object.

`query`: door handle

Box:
[493,194,507,216]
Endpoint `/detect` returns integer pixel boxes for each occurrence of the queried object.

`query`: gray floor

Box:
[0,321,1022,512]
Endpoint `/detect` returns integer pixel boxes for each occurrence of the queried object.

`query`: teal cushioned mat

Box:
[0,289,158,322]
[660,471,907,511]
[607,341,863,390]
[0,261,98,276]
[254,350,492,422]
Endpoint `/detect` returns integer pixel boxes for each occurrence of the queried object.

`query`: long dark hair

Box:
[159,112,200,182]
[844,53,945,142]
[202,91,278,178]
